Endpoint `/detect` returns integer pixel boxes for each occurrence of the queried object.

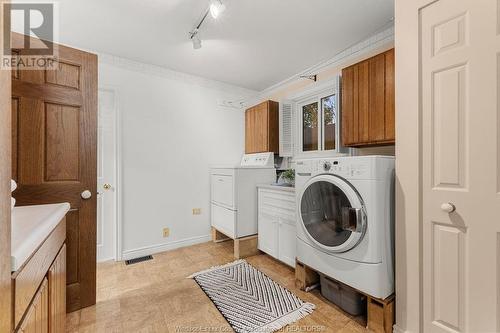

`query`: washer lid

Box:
[298,174,367,253]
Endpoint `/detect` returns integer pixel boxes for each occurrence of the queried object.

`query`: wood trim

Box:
[295,259,394,333]
[211,227,230,243]
[0,1,12,331]
[13,219,66,328]
[234,235,259,259]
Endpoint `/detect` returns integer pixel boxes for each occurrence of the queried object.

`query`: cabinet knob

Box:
[441,202,456,213]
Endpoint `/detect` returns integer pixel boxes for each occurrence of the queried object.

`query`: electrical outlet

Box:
[163,228,170,238]
[192,208,202,215]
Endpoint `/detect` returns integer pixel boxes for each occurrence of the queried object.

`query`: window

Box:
[302,102,319,151]
[298,92,338,154]
[322,95,336,150]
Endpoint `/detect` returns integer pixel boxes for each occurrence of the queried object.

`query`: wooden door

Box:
[11,33,97,312]
[420,1,500,331]
[18,279,49,333]
[0,1,12,331]
[48,245,66,333]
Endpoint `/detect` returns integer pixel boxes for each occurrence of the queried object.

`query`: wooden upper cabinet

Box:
[245,100,279,154]
[341,48,395,147]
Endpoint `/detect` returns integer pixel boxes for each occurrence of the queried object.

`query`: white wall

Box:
[98,57,256,259]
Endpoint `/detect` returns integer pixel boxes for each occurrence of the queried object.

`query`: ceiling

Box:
[22,0,394,91]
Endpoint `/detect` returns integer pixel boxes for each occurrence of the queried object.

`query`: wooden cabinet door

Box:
[356,61,370,143]
[245,107,255,153]
[18,279,49,333]
[368,53,387,143]
[48,245,66,333]
[254,104,268,153]
[11,33,97,312]
[245,101,279,154]
[341,49,395,147]
[384,49,395,141]
[341,66,355,145]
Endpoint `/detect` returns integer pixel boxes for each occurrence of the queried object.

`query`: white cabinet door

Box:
[211,174,234,208]
[211,203,236,239]
[258,212,278,258]
[278,220,296,267]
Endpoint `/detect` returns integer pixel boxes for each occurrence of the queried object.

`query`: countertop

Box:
[257,184,296,193]
[11,203,70,272]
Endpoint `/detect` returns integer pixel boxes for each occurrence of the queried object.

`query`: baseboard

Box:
[393,324,410,333]
[121,234,211,261]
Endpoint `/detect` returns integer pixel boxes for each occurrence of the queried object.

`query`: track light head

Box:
[209,0,225,19]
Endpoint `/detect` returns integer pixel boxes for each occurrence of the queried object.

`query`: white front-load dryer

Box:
[295,156,394,299]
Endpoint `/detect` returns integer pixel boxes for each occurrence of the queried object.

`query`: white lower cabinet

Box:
[258,188,296,267]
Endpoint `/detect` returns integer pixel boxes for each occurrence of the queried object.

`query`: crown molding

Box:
[248,24,395,105]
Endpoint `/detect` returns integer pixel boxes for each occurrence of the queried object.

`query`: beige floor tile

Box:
[67,241,367,333]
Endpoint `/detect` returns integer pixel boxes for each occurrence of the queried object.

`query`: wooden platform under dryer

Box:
[211,227,259,259]
[295,259,394,333]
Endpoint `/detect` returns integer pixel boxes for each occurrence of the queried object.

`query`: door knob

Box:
[81,190,92,200]
[441,202,456,213]
[103,183,112,190]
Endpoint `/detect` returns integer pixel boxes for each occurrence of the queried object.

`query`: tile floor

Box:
[66,241,367,332]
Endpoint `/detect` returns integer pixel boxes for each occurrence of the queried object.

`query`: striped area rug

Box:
[188,260,315,333]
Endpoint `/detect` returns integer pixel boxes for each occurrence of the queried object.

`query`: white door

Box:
[97,89,117,262]
[420,1,500,332]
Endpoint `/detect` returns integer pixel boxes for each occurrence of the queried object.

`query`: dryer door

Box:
[298,174,367,253]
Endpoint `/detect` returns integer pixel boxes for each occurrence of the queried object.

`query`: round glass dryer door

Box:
[299,175,367,253]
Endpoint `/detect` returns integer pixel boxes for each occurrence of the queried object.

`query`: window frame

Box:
[291,76,345,159]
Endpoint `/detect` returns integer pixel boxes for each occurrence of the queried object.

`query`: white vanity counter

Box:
[11,203,70,271]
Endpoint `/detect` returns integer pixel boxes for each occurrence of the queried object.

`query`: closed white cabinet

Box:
[258,212,278,258]
[258,188,296,267]
[211,173,234,208]
[278,220,296,267]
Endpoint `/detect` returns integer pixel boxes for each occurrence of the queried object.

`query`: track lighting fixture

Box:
[189,0,226,50]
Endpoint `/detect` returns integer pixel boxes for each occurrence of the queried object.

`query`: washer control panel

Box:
[319,159,350,177]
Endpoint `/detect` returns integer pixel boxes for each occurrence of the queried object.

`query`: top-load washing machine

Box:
[295,155,394,299]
